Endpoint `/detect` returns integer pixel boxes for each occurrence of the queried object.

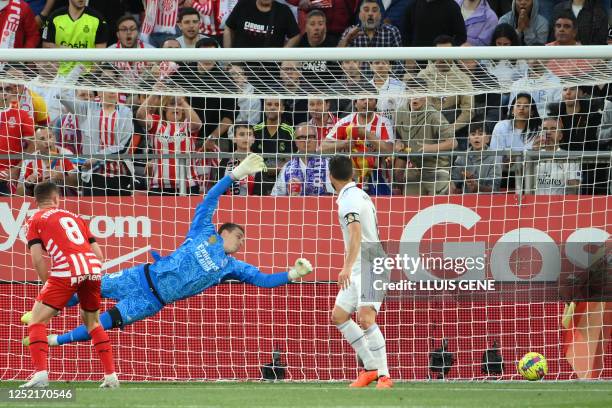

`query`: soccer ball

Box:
[517,352,548,381]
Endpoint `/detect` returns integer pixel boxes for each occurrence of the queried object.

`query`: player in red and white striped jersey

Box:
[21,182,118,388]
[136,94,203,195]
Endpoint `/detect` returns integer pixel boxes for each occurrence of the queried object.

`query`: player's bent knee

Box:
[107,307,124,329]
[357,308,376,330]
[331,306,350,326]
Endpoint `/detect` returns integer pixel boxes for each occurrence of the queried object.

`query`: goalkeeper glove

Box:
[231,154,266,180]
[288,258,313,281]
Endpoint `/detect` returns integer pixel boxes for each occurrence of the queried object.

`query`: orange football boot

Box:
[349,370,378,387]
[376,376,394,389]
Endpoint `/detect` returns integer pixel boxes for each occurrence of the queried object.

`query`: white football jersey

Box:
[535,153,581,195]
[336,182,380,276]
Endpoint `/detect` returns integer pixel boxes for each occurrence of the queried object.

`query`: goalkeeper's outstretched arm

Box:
[226,258,313,288]
[188,154,265,238]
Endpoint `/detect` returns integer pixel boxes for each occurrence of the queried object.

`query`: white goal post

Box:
[0,46,610,382]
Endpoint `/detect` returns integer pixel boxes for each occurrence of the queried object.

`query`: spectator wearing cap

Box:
[452,119,502,193]
[271,122,334,196]
[403,0,467,46]
[395,80,457,196]
[177,7,210,48]
[498,0,549,45]
[286,0,358,38]
[0,0,39,48]
[416,35,474,150]
[550,0,608,44]
[456,0,499,46]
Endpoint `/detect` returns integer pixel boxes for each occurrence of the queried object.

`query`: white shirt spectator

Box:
[535,151,581,195]
[370,77,406,121]
[235,82,261,125]
[60,91,134,176]
[490,119,536,151]
[509,72,562,118]
[482,59,528,87]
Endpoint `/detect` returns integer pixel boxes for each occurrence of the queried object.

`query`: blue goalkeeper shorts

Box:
[102,264,164,326]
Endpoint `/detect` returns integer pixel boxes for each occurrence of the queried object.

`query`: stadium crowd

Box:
[0,0,611,198]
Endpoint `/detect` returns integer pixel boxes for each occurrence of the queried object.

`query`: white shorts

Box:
[334,277,382,314]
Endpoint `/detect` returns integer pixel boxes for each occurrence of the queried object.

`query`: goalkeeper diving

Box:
[22,154,313,346]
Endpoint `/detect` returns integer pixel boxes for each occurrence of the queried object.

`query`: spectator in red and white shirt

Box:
[16,126,78,196]
[321,97,394,186]
[307,97,337,145]
[108,15,154,83]
[60,64,134,196]
[140,0,180,47]
[0,81,35,195]
[0,0,40,49]
[136,94,203,195]
[191,0,239,43]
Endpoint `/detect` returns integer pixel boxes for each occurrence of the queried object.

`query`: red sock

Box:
[89,326,115,375]
[28,323,48,372]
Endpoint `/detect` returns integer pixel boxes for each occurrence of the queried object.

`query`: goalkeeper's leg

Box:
[53,294,162,345]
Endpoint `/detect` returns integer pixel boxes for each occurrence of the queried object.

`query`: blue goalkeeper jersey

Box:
[147,175,276,304]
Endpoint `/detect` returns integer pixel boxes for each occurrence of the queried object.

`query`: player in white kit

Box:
[328,155,392,389]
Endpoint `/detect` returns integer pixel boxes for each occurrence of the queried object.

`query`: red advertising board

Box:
[0,195,610,380]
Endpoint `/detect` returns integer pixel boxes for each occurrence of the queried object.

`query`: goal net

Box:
[0,47,610,381]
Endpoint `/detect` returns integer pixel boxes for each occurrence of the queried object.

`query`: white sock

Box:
[365,324,389,377]
[336,320,377,371]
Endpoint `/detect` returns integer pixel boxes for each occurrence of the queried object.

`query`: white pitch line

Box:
[68,386,612,393]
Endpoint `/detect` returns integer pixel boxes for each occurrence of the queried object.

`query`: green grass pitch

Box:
[1,381,612,408]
